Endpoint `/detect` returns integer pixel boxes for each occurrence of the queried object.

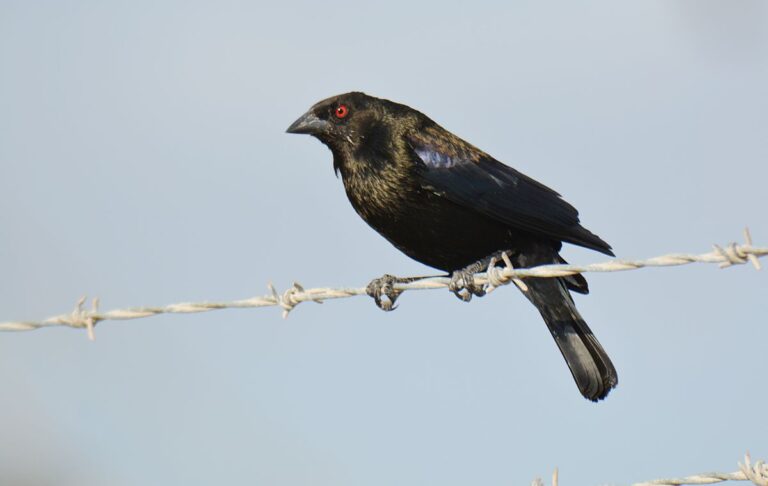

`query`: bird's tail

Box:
[521,277,618,401]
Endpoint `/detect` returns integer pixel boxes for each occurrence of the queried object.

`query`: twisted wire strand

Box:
[1,229,764,340]
[528,453,767,486]
[631,453,768,486]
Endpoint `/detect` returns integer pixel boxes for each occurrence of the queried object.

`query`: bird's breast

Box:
[340,163,413,223]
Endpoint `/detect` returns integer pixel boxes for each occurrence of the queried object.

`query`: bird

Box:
[286,92,618,401]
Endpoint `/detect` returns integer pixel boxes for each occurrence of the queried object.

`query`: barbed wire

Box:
[1,229,763,340]
[633,453,768,486]
[530,453,768,486]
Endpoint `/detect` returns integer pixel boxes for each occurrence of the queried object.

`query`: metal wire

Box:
[528,453,767,486]
[1,229,763,340]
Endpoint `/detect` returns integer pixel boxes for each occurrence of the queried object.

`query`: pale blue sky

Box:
[1,1,767,485]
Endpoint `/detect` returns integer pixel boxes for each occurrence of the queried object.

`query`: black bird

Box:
[286,92,618,401]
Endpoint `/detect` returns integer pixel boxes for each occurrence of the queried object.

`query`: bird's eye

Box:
[335,104,349,119]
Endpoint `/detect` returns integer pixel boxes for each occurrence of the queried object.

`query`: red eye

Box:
[335,104,349,118]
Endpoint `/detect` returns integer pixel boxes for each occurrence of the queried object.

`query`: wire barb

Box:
[1,229,764,335]
[740,453,768,486]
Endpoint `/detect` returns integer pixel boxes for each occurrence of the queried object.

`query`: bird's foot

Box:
[449,265,487,302]
[449,250,515,302]
[366,274,405,311]
[366,274,439,311]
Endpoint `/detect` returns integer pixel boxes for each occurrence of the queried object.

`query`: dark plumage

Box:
[286,92,618,401]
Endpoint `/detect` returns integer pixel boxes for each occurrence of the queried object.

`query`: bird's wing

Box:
[406,126,613,255]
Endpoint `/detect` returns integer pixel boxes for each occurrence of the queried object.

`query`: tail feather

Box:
[521,277,618,401]
[558,255,589,294]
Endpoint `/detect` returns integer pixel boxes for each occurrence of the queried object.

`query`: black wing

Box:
[407,126,613,255]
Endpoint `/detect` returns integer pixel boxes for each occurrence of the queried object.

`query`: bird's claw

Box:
[449,269,486,302]
[366,274,403,311]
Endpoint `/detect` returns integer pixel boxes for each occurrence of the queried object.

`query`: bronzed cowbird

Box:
[287,92,618,401]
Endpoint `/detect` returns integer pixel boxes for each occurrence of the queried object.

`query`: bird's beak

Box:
[286,111,328,135]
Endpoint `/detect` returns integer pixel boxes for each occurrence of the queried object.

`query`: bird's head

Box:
[286,92,416,152]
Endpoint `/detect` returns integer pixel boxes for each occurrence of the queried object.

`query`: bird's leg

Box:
[449,250,512,302]
[366,274,438,312]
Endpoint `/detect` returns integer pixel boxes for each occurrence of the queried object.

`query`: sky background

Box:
[1,1,767,485]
